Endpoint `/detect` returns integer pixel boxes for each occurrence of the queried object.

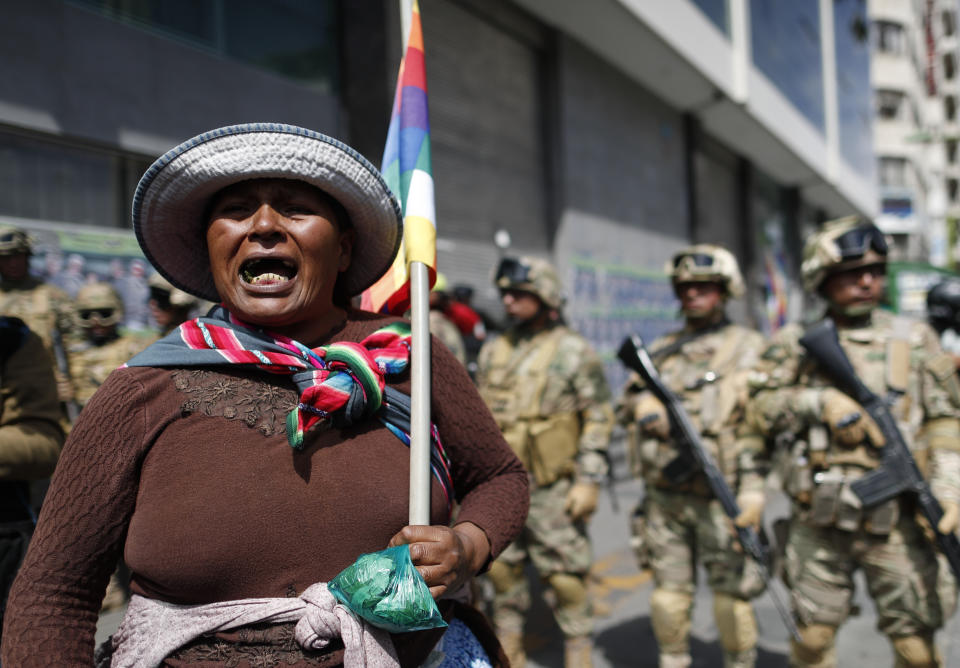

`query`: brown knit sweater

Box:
[1,311,528,666]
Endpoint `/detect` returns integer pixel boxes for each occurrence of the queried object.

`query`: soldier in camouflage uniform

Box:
[67,283,148,408]
[745,217,960,668]
[147,271,201,337]
[0,226,76,408]
[476,256,613,668]
[617,245,767,668]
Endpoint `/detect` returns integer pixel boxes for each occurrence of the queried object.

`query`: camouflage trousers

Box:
[785,514,958,637]
[645,487,766,599]
[491,476,593,638]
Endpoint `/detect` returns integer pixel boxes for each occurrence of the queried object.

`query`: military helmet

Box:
[927,278,960,331]
[666,244,745,298]
[0,226,32,256]
[76,282,123,327]
[494,255,564,309]
[148,271,197,309]
[801,216,888,292]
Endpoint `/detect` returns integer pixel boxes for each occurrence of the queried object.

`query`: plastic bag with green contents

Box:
[328,544,447,633]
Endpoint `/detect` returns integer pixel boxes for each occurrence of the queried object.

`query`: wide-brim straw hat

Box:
[132,123,402,302]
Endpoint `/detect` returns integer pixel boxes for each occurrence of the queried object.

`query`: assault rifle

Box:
[51,326,80,423]
[618,334,800,640]
[799,319,960,580]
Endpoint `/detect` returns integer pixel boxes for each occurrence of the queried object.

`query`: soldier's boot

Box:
[891,634,942,668]
[788,624,837,668]
[713,593,758,668]
[549,572,594,667]
[563,634,593,668]
[650,588,693,668]
[488,560,529,668]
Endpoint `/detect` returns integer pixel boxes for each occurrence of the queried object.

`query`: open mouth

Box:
[240,258,297,286]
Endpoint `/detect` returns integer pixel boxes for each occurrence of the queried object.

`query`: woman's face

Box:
[206,178,353,331]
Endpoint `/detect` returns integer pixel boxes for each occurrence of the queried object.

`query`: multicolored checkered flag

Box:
[361,0,435,314]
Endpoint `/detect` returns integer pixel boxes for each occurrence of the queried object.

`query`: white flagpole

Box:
[398,0,432,527]
[408,262,432,525]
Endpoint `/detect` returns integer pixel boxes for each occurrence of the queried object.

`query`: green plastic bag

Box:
[328,544,447,633]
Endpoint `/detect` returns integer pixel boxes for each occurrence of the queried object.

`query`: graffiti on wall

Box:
[564,255,681,392]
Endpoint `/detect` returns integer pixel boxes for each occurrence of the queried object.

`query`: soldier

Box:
[617,244,767,668]
[147,271,200,336]
[0,226,76,407]
[476,256,613,668]
[67,283,148,409]
[745,216,960,667]
[428,273,467,365]
[0,317,64,634]
[926,278,960,371]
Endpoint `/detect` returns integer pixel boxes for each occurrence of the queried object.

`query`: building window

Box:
[948,139,958,164]
[0,131,152,228]
[875,89,905,119]
[750,1,825,131]
[949,178,959,203]
[945,10,956,37]
[873,20,906,54]
[878,156,910,188]
[69,0,341,90]
[947,96,958,121]
[945,53,957,80]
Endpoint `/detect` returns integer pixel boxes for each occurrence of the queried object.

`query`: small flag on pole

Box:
[361,0,436,314]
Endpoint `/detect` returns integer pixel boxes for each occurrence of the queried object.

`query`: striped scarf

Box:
[125,306,453,514]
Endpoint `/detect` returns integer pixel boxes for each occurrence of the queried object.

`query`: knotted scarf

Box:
[98,584,399,668]
[125,306,453,514]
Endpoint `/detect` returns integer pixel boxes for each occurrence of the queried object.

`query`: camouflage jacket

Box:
[476,322,613,487]
[617,322,766,493]
[0,320,63,480]
[67,334,149,408]
[748,309,960,511]
[0,278,76,353]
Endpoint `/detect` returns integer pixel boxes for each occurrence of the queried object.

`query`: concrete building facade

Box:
[0,0,876,388]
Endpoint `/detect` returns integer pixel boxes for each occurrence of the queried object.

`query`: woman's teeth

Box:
[248,273,290,285]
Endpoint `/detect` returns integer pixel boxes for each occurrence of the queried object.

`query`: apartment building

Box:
[870,0,960,265]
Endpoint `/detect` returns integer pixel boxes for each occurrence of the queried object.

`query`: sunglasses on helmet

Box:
[671,252,715,269]
[495,257,532,286]
[834,224,888,260]
[78,308,115,323]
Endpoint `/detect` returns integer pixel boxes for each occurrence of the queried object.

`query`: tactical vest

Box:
[639,324,753,491]
[68,335,147,408]
[787,317,921,534]
[479,327,580,487]
[0,283,55,352]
